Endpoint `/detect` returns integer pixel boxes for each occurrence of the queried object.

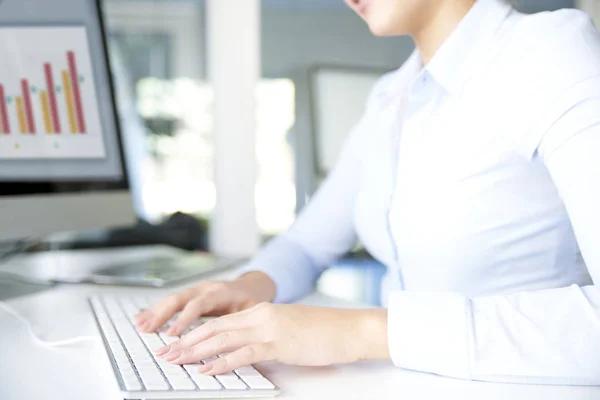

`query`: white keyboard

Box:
[89,295,279,399]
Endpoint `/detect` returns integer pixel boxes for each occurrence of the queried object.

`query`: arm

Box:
[239,107,372,303]
[138,125,368,332]
[387,91,600,385]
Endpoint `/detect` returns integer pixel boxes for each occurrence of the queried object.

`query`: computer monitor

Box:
[0,0,136,242]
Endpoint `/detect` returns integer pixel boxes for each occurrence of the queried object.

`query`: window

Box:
[104,0,296,236]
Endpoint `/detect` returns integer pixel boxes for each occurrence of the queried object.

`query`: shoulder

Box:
[370,69,402,97]
[365,69,402,108]
[517,7,595,33]
[492,8,600,113]
[367,50,420,106]
[495,10,600,156]
[507,9,600,85]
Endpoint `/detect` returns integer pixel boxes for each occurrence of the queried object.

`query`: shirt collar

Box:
[377,49,422,103]
[424,0,513,94]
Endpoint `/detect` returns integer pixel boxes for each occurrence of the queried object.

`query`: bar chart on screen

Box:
[0,26,106,159]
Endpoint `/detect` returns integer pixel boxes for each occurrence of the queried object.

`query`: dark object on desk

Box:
[64,212,209,251]
[50,213,238,287]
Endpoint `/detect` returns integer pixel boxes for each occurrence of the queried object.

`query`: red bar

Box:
[67,51,86,133]
[21,79,36,134]
[0,84,9,134]
[44,63,61,134]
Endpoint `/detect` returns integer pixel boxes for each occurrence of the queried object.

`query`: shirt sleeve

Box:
[388,87,600,385]
[237,94,377,303]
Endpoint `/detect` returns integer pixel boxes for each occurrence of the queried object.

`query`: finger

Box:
[135,309,152,330]
[161,304,264,354]
[135,308,152,325]
[134,309,147,322]
[199,344,273,376]
[163,289,260,338]
[167,296,212,336]
[155,306,258,356]
[165,328,258,365]
[135,310,157,331]
[140,289,195,332]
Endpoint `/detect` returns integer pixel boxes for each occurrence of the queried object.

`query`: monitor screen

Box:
[0,0,128,196]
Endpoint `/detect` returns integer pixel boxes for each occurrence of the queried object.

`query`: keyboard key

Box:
[162,365,191,381]
[131,297,150,310]
[119,298,141,321]
[91,295,278,395]
[122,374,143,391]
[139,372,169,391]
[132,360,157,371]
[183,363,203,369]
[159,332,179,345]
[187,370,223,390]
[240,375,276,390]
[144,381,170,391]
[169,377,196,391]
[215,375,247,390]
[235,366,262,377]
[139,333,164,347]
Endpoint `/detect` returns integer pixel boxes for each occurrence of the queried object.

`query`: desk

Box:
[0,247,599,400]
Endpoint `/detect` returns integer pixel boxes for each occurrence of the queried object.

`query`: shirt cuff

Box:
[235,236,321,304]
[388,291,473,379]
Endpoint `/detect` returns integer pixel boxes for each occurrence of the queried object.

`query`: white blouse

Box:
[242,0,600,385]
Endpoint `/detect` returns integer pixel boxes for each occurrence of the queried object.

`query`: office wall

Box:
[262,10,413,78]
[107,3,412,79]
[261,0,577,77]
[104,1,206,80]
[577,0,600,26]
[106,0,576,81]
[261,9,413,212]
[519,0,574,12]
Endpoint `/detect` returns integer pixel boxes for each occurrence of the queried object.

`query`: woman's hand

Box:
[135,272,276,336]
[155,303,389,375]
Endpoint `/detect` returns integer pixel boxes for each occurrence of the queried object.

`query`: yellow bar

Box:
[62,70,77,134]
[16,96,27,134]
[41,91,53,134]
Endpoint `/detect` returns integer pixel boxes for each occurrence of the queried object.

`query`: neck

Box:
[413,0,477,64]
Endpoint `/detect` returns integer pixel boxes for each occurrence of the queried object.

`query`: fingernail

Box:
[164,350,182,362]
[155,346,169,356]
[199,363,213,374]
[166,327,178,336]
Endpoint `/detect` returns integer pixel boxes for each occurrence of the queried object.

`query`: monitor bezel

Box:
[0,0,130,196]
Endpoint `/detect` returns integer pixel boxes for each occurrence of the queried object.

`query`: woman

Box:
[137,0,600,384]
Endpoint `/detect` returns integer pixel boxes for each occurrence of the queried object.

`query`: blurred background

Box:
[101,0,578,304]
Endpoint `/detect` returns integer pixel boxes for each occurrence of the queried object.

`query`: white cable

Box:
[0,301,98,348]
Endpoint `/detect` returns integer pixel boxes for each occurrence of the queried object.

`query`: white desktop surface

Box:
[0,246,599,400]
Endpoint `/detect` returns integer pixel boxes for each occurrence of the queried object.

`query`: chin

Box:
[365,17,406,37]
[367,23,402,37]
